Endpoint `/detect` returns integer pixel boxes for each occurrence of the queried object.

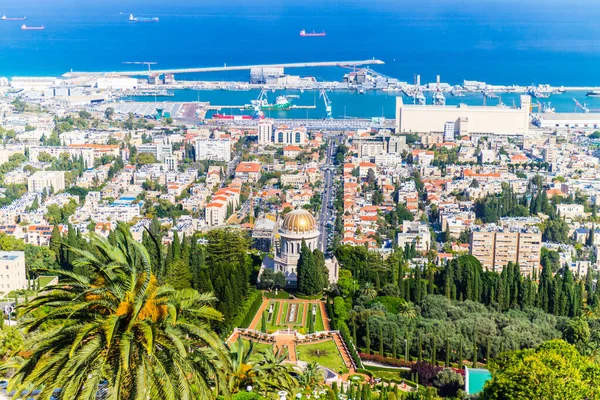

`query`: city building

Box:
[444,121,456,142]
[470,226,542,276]
[137,143,173,163]
[235,162,262,183]
[258,119,274,145]
[264,209,320,287]
[396,221,431,253]
[194,138,231,162]
[252,217,276,252]
[395,95,531,135]
[27,171,65,193]
[0,251,26,292]
[274,126,308,145]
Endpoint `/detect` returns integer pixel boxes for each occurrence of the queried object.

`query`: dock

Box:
[62,60,385,78]
[204,105,316,110]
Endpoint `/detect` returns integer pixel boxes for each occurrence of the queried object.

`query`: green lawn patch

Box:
[296,339,349,374]
[38,276,57,289]
[314,304,325,331]
[263,290,291,299]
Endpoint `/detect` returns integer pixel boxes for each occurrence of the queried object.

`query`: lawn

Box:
[258,300,327,333]
[263,289,291,299]
[296,340,349,374]
[241,339,274,356]
[313,304,325,331]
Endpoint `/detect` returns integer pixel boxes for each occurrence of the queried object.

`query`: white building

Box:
[195,138,231,162]
[0,251,27,292]
[556,203,585,219]
[395,95,531,136]
[396,221,431,253]
[257,120,308,145]
[258,119,274,144]
[28,171,65,193]
[29,146,95,169]
[137,143,173,163]
[96,76,138,90]
[444,121,455,142]
[90,203,141,223]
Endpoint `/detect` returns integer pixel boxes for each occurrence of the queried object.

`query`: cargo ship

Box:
[587,89,600,97]
[2,15,26,21]
[21,24,44,30]
[129,14,159,22]
[300,29,326,37]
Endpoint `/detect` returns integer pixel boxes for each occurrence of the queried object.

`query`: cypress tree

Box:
[486,337,491,365]
[458,339,464,369]
[445,335,451,367]
[365,319,371,354]
[379,324,384,356]
[418,331,423,362]
[297,240,323,296]
[432,337,437,366]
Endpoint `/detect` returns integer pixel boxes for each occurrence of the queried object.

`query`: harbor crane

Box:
[319,89,332,120]
[572,98,590,113]
[122,61,157,74]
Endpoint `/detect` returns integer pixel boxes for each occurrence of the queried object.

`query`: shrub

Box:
[410,361,443,386]
[359,353,413,368]
[433,368,464,397]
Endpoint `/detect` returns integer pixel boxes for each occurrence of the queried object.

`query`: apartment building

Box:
[27,171,66,193]
[470,226,542,276]
[194,138,231,162]
[0,251,26,292]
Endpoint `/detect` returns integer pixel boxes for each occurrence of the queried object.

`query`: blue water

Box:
[128,89,600,119]
[1,0,600,86]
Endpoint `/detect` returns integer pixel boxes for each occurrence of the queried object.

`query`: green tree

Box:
[297,240,323,296]
[165,258,193,290]
[4,225,231,399]
[481,340,600,400]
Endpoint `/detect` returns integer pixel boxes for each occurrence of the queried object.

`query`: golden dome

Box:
[281,209,317,234]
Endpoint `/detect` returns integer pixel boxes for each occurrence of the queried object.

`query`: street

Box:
[317,137,338,253]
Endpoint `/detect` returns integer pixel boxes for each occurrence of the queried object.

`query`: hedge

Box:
[338,321,364,369]
[222,289,263,338]
[359,353,413,369]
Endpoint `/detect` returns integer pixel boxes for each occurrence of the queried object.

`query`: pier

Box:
[204,105,316,110]
[62,59,385,78]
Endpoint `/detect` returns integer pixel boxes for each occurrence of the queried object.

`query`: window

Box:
[278,132,283,142]
[295,132,301,143]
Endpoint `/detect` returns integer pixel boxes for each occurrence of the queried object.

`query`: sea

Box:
[1,0,600,118]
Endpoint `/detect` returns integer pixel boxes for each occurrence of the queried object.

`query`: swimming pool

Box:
[465,367,492,395]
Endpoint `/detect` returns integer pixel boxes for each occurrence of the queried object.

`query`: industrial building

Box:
[395,95,531,136]
[532,113,600,130]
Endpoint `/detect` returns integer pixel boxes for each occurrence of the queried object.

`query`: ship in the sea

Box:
[527,86,549,99]
[21,24,44,30]
[244,90,294,111]
[300,29,326,37]
[129,14,159,23]
[2,15,26,21]
[587,89,600,97]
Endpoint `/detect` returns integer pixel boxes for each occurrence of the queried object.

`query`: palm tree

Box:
[5,224,230,400]
[359,282,377,300]
[397,299,417,320]
[298,361,323,390]
[226,338,297,395]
